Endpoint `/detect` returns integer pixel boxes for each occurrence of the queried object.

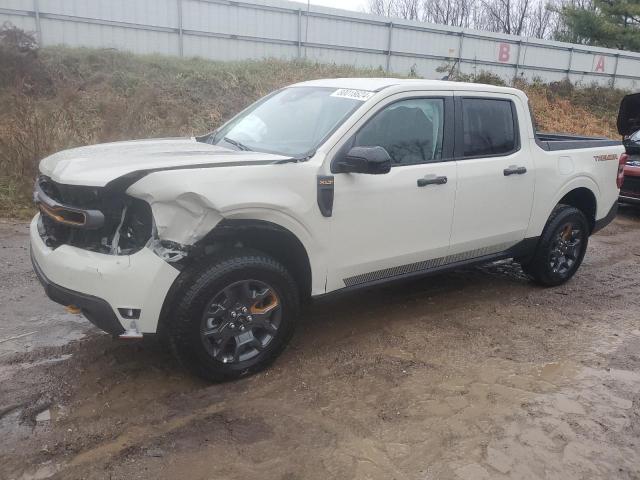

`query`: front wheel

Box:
[168,250,299,382]
[521,205,589,287]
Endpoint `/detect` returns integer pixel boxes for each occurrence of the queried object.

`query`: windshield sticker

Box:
[330,88,375,101]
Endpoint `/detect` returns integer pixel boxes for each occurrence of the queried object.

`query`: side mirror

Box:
[333,146,391,174]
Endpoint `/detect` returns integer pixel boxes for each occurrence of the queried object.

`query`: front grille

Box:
[36,176,152,254]
[621,175,640,197]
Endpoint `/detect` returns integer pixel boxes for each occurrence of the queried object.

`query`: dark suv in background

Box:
[620,130,640,204]
[619,94,640,205]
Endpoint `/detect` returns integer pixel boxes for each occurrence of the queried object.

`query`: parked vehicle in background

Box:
[31,79,625,381]
[620,130,640,204]
[618,93,640,205]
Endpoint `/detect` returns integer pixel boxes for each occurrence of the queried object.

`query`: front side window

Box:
[209,87,366,157]
[353,98,445,165]
[462,98,517,157]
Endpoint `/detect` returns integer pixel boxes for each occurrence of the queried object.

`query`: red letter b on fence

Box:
[498,43,510,63]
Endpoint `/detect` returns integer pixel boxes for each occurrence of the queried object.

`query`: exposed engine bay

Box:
[36,176,153,255]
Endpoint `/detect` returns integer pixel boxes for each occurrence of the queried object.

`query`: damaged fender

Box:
[139,192,224,246]
[125,165,327,295]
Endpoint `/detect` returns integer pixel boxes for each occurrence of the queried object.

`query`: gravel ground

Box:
[1,208,640,480]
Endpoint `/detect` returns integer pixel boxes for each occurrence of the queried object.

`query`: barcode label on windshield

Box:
[330,88,375,101]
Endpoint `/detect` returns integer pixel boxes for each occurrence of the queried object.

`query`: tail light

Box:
[617,153,628,188]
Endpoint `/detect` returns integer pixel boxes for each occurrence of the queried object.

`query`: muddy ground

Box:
[1,208,640,480]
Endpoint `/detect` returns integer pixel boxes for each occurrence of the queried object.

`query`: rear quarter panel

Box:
[526,141,623,237]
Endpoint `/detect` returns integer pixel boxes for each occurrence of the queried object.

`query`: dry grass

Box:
[0,39,629,218]
[522,80,622,138]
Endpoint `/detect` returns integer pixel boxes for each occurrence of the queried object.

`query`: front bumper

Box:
[30,215,180,334]
[31,250,125,335]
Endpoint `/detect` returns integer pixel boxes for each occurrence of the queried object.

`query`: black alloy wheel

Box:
[548,222,584,277]
[201,279,282,364]
[168,250,299,382]
[521,205,589,287]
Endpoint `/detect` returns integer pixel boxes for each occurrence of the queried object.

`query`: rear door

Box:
[449,93,535,256]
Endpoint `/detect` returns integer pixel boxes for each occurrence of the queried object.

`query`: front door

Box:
[325,93,457,292]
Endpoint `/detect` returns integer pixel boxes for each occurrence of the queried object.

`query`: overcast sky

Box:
[290,0,368,13]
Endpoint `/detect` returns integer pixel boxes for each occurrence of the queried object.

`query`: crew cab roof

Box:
[290,77,525,98]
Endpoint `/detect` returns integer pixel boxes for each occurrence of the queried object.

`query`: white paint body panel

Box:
[39,137,289,187]
[322,90,457,292]
[449,91,535,255]
[30,216,179,333]
[32,79,623,334]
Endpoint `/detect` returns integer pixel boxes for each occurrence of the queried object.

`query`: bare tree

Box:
[367,0,562,40]
[525,0,555,38]
[395,0,421,20]
[480,0,532,36]
[368,0,422,20]
[367,0,397,17]
[422,0,481,28]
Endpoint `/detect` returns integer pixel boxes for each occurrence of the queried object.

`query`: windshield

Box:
[208,87,369,157]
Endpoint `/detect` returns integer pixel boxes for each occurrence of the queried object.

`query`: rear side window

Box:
[461,98,517,157]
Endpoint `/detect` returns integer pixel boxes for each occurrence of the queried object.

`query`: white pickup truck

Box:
[31,78,625,381]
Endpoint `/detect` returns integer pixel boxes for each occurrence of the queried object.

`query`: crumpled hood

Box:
[39,137,290,187]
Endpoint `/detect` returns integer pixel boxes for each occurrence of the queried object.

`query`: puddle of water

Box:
[18,462,61,480]
[0,409,32,445]
[0,313,93,358]
[535,361,579,383]
[23,354,74,369]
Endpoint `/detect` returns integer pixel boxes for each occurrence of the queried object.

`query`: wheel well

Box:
[194,219,312,301]
[558,188,597,232]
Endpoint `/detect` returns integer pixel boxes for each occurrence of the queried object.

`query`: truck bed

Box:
[536,133,621,151]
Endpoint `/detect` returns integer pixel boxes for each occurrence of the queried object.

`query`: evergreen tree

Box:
[556,0,640,51]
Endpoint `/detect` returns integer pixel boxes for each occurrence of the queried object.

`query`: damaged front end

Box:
[34,175,187,261]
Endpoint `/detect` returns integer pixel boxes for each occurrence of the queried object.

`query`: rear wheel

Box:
[168,250,299,382]
[521,205,589,287]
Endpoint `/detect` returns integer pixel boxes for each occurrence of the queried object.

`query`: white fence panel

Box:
[392,28,458,59]
[184,34,296,60]
[182,0,298,42]
[1,0,33,10]
[38,0,180,28]
[2,0,640,90]
[306,15,388,51]
[39,18,179,55]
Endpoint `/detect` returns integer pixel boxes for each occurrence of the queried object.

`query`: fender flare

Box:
[528,176,599,238]
[196,208,326,297]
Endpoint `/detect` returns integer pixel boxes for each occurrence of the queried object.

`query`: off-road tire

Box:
[521,204,589,287]
[167,249,300,382]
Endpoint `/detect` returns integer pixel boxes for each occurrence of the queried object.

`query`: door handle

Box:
[503,165,527,176]
[417,175,448,187]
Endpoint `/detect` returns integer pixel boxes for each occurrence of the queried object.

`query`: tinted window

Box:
[353,98,445,165]
[462,99,517,157]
